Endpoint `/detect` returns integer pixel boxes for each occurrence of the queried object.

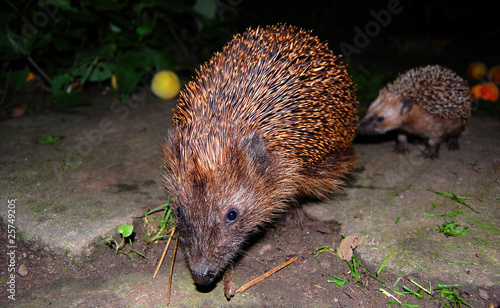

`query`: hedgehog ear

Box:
[400,97,413,115]
[238,132,270,173]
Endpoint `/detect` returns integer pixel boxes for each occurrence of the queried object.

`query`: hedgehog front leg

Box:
[444,134,460,151]
[393,133,409,154]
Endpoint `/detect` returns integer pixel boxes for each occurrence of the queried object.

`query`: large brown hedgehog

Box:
[358,65,472,159]
[162,24,359,286]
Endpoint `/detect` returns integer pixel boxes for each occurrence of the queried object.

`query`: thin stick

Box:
[166,232,179,306]
[153,226,176,278]
[235,256,298,294]
[27,56,51,84]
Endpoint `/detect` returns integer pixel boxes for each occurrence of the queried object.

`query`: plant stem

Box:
[27,56,51,84]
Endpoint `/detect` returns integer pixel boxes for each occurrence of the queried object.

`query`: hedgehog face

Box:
[358,89,406,134]
[171,182,250,286]
[163,126,288,285]
[171,177,256,286]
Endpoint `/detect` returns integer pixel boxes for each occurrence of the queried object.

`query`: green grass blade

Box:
[427,189,479,213]
[467,217,500,232]
[408,278,432,295]
[377,252,395,276]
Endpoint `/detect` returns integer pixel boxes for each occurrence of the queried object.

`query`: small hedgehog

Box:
[162,25,359,286]
[357,65,472,159]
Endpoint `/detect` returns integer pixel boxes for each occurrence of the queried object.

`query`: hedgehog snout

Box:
[357,116,375,134]
[191,263,217,285]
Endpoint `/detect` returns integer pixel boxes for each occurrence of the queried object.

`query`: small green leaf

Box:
[136,25,153,36]
[51,73,74,97]
[89,62,112,82]
[118,224,134,238]
[111,50,152,95]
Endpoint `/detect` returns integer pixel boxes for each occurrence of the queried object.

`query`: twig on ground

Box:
[235,256,299,294]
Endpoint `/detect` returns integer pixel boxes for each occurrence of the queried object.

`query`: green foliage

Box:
[437,221,468,237]
[467,217,500,232]
[118,224,134,238]
[428,189,478,213]
[472,96,500,115]
[105,198,174,259]
[34,135,65,144]
[142,198,175,245]
[314,245,333,262]
[377,251,394,276]
[346,255,361,280]
[436,284,472,307]
[327,275,348,286]
[424,210,463,217]
[350,67,396,102]
[1,0,236,109]
[106,223,145,259]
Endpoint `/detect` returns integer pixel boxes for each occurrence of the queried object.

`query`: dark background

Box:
[1,0,499,115]
[232,0,499,70]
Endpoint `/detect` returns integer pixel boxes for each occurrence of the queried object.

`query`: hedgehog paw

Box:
[393,134,409,154]
[392,145,409,154]
[420,147,439,159]
[445,136,460,151]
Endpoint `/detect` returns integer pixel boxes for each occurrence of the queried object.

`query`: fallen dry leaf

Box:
[338,236,359,261]
[11,105,27,118]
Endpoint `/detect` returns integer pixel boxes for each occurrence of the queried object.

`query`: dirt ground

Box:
[1,207,498,308]
[0,210,495,308]
[0,86,498,307]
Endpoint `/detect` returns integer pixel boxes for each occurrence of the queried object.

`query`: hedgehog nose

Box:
[357,119,367,134]
[191,264,217,285]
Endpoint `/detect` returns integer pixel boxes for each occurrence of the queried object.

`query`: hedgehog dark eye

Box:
[176,207,184,219]
[376,116,384,122]
[226,209,238,222]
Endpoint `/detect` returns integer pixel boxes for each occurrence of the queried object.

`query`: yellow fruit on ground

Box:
[111,74,118,90]
[151,70,181,100]
[467,62,486,80]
